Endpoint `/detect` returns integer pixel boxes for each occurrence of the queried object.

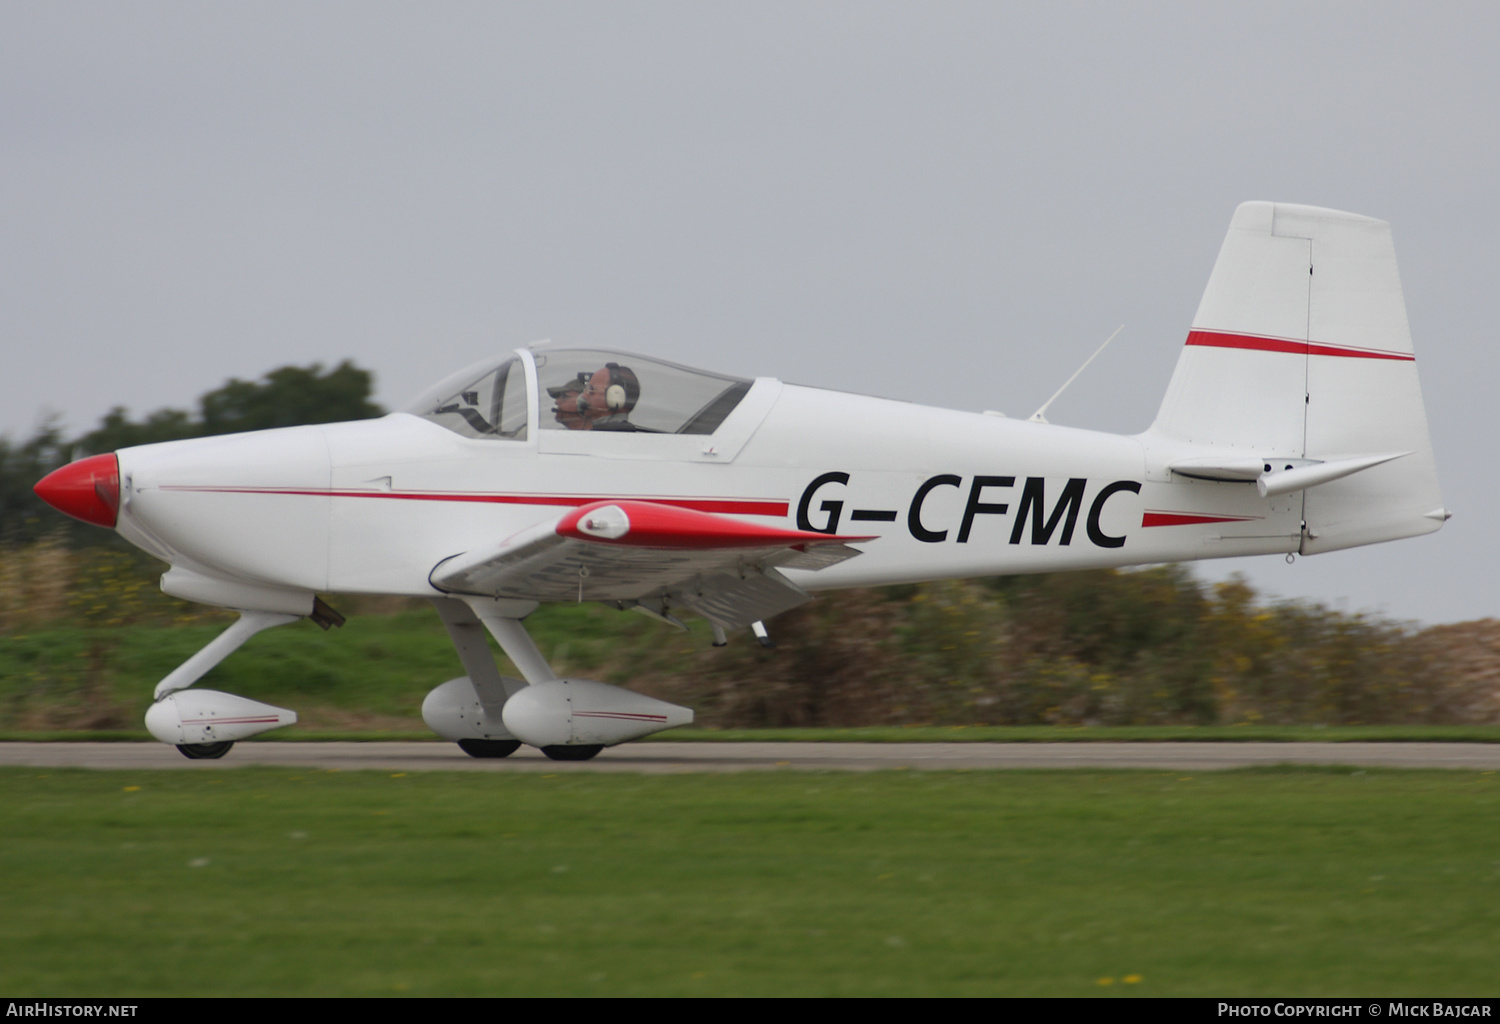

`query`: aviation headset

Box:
[585,362,640,414]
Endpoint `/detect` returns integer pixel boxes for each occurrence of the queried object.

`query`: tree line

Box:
[620,568,1494,729]
[0,362,383,544]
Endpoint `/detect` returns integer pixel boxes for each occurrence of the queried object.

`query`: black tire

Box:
[541,744,604,762]
[457,739,522,759]
[176,741,234,760]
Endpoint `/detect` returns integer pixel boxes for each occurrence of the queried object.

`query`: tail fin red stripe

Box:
[1185,330,1414,362]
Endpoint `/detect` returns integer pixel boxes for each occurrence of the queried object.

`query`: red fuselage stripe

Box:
[1185,330,1415,362]
[160,487,789,518]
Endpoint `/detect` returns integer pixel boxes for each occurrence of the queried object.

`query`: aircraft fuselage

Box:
[113,378,1302,603]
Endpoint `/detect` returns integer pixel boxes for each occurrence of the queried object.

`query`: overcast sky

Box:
[4,2,1497,624]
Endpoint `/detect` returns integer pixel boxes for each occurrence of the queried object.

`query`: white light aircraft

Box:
[35,202,1447,760]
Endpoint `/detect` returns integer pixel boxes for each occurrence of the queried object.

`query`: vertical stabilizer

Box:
[1153,201,1313,456]
[1148,202,1444,553]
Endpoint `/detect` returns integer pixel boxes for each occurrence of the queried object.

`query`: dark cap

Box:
[545,372,590,399]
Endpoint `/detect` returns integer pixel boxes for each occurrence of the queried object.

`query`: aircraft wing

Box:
[429,500,877,630]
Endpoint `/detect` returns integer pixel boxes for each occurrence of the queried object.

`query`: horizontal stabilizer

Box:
[1169,452,1409,498]
[1257,452,1408,498]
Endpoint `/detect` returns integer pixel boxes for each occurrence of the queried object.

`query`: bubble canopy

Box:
[405,348,752,440]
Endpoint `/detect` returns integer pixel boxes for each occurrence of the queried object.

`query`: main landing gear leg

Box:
[430,597,540,758]
[457,598,604,761]
[466,602,604,758]
[461,599,557,685]
[428,597,683,762]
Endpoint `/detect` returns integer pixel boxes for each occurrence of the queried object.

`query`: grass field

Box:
[6,606,1500,742]
[0,606,700,732]
[3,766,1498,996]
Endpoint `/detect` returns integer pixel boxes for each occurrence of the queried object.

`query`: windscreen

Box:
[405,355,528,440]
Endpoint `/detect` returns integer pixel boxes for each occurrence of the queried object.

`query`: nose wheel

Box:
[176,742,235,760]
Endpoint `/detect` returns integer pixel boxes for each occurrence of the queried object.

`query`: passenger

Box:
[577,363,641,431]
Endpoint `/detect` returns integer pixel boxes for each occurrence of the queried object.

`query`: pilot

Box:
[547,373,591,430]
[577,362,641,431]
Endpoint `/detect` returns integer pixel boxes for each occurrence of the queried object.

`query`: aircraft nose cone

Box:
[34,453,121,528]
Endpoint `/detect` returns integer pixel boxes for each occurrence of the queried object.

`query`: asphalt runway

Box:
[3,741,1499,772]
